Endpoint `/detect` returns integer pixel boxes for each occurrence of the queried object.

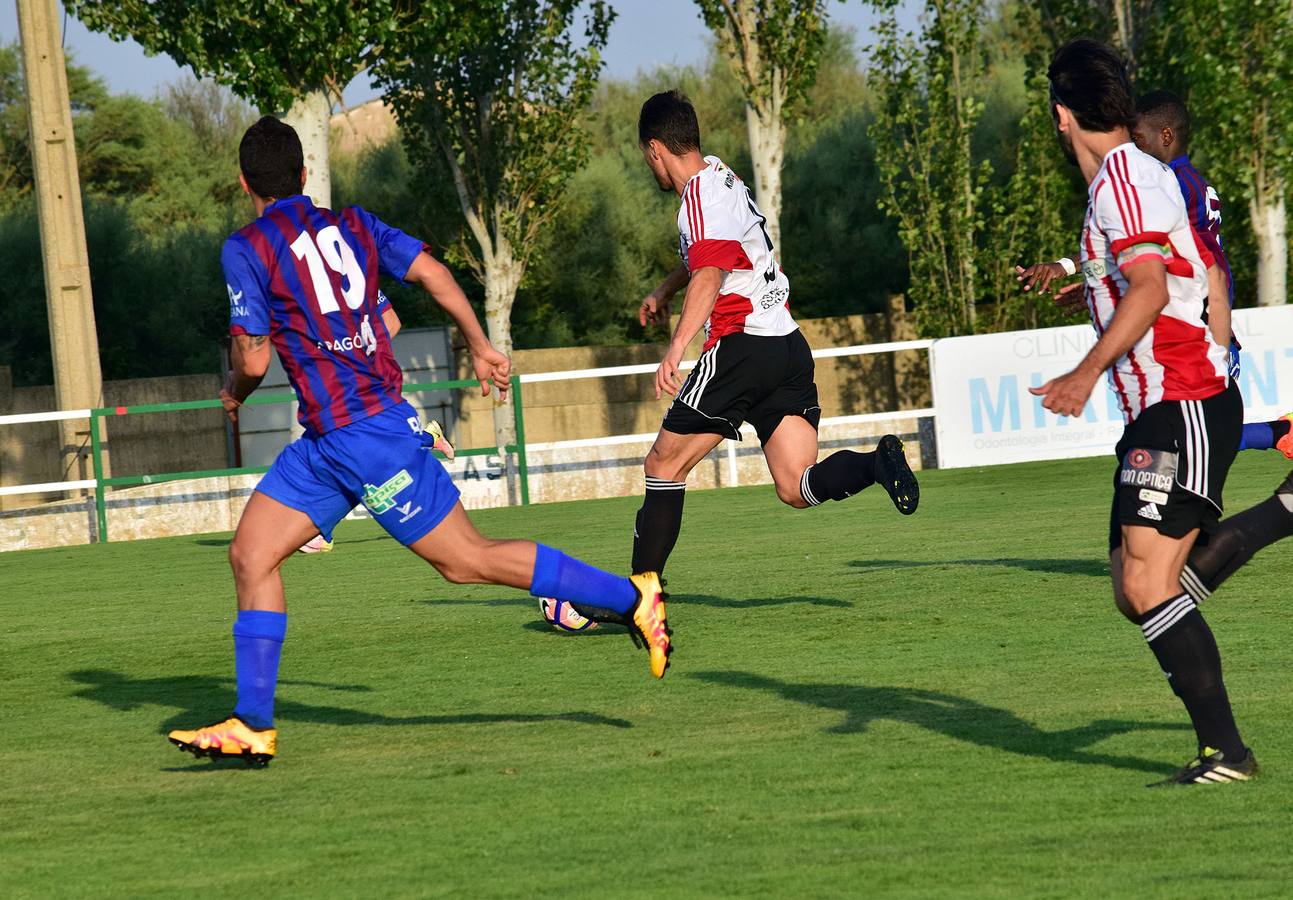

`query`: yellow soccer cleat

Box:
[168,716,277,767]
[425,419,456,461]
[628,572,672,679]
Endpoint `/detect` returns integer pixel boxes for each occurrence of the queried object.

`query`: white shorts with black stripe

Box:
[1108,381,1242,551]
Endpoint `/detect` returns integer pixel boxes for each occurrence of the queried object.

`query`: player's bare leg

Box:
[1117,524,1253,785]
[229,491,322,612]
[406,502,537,587]
[1117,525,1197,617]
[763,415,819,508]
[766,415,919,514]
[411,502,671,677]
[643,428,724,482]
[169,492,317,765]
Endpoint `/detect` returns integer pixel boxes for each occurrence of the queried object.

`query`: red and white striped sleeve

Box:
[683,179,753,273]
[1096,156,1191,277]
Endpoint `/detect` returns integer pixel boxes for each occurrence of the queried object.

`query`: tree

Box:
[0,41,106,209]
[64,1,426,208]
[982,1,1088,330]
[869,0,990,336]
[694,0,833,252]
[1168,0,1293,306]
[376,0,613,453]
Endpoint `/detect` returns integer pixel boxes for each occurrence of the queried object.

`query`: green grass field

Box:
[5,455,1293,898]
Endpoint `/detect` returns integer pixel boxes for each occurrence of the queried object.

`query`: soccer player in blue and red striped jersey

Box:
[1132,91,1292,457]
[167,118,672,766]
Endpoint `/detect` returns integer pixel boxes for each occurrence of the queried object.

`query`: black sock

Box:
[800,450,876,506]
[631,477,686,574]
[1183,492,1293,598]
[1138,593,1245,759]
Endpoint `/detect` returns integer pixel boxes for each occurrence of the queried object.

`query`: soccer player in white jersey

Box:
[1029,40,1254,785]
[624,91,919,584]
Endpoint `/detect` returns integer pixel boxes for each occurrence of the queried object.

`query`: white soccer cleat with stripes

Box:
[1148,746,1257,787]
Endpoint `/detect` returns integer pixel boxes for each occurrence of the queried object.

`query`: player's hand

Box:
[1015,262,1068,294]
[655,345,685,400]
[1029,366,1100,418]
[473,345,512,400]
[640,293,670,328]
[219,385,241,424]
[1052,281,1087,316]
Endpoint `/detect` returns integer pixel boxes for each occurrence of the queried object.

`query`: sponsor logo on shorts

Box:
[363,469,413,514]
[395,500,422,523]
[1120,447,1177,493]
[1137,502,1163,521]
[1122,469,1173,492]
[1138,488,1170,505]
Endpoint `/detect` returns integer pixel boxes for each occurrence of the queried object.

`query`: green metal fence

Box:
[88,375,529,543]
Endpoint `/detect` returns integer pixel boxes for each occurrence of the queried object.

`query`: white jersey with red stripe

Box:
[1081,143,1228,423]
[677,155,796,351]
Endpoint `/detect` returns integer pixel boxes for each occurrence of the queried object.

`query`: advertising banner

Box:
[931,305,1293,469]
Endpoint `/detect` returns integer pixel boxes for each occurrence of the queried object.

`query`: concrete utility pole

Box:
[17,0,107,484]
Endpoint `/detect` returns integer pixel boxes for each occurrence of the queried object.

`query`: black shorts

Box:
[1108,381,1242,551]
[662,330,821,445]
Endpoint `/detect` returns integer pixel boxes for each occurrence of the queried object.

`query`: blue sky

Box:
[0,1,901,108]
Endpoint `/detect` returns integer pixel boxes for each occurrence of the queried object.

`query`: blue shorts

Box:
[256,402,460,545]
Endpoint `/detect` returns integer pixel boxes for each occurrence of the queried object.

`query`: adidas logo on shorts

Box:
[1138,502,1163,522]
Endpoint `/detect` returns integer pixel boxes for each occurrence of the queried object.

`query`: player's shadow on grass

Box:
[693,671,1188,775]
[680,594,851,609]
[424,594,851,613]
[849,558,1109,578]
[67,669,632,735]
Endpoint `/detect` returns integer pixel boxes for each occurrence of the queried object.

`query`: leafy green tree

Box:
[0,41,106,209]
[694,0,835,252]
[870,0,990,336]
[65,0,426,207]
[982,1,1088,330]
[376,0,613,449]
[1165,0,1293,306]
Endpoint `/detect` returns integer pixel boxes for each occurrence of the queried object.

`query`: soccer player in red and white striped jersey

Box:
[1031,40,1254,786]
[628,91,920,583]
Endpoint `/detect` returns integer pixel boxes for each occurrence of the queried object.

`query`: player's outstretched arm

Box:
[640,263,689,328]
[656,266,722,399]
[221,334,272,423]
[1030,258,1169,417]
[404,252,510,399]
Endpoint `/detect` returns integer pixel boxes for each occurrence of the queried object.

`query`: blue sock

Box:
[232,610,286,730]
[1241,423,1275,451]
[530,544,637,614]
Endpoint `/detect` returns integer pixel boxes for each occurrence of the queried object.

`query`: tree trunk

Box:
[483,240,525,491]
[282,88,332,208]
[1113,0,1136,68]
[1250,190,1288,306]
[746,96,786,254]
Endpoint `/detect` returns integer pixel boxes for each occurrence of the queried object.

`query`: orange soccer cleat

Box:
[628,572,672,679]
[168,716,277,767]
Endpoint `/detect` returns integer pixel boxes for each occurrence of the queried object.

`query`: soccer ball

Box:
[538,597,598,632]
